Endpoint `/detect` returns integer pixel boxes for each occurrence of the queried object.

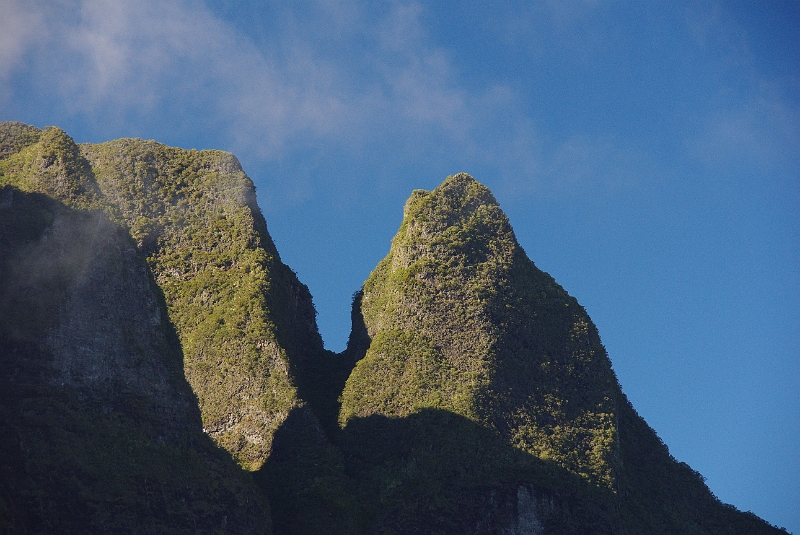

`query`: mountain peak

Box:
[401,172,500,230]
[345,173,620,489]
[2,124,786,534]
[0,125,104,211]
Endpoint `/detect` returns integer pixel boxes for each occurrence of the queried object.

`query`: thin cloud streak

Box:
[3,0,796,200]
[689,89,800,175]
[0,0,46,99]
[1,0,543,177]
[0,0,682,199]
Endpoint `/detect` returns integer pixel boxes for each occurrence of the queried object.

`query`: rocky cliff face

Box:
[1,185,192,429]
[0,123,328,471]
[0,123,289,533]
[80,137,325,470]
[342,174,619,490]
[0,123,786,535]
[0,185,269,534]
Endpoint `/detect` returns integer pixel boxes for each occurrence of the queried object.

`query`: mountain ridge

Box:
[0,122,787,534]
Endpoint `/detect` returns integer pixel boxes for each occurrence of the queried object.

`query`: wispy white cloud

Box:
[1,0,347,151]
[689,89,800,175]
[3,0,653,200]
[9,0,793,206]
[0,0,46,98]
[1,0,519,161]
[684,3,800,176]
[490,133,653,202]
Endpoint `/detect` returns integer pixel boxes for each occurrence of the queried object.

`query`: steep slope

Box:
[342,173,619,488]
[0,185,269,532]
[79,137,327,470]
[337,173,784,534]
[0,122,346,533]
[0,121,329,470]
[1,122,783,534]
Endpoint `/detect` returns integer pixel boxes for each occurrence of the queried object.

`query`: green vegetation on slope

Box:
[343,173,619,490]
[0,185,270,534]
[0,126,105,212]
[80,138,331,469]
[1,122,786,534]
[333,173,785,534]
[0,122,41,159]
[255,173,625,533]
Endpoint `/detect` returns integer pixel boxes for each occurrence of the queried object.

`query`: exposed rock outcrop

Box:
[342,173,619,489]
[0,186,270,534]
[0,123,786,535]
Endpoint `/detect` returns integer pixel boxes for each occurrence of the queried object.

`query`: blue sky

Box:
[2,0,798,530]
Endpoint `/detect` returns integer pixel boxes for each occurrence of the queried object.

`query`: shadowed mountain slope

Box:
[0,184,270,534]
[342,174,619,489]
[335,173,784,535]
[0,122,331,471]
[0,123,785,534]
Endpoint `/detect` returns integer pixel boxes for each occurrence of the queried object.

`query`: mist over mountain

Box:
[0,123,787,534]
[0,124,269,534]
